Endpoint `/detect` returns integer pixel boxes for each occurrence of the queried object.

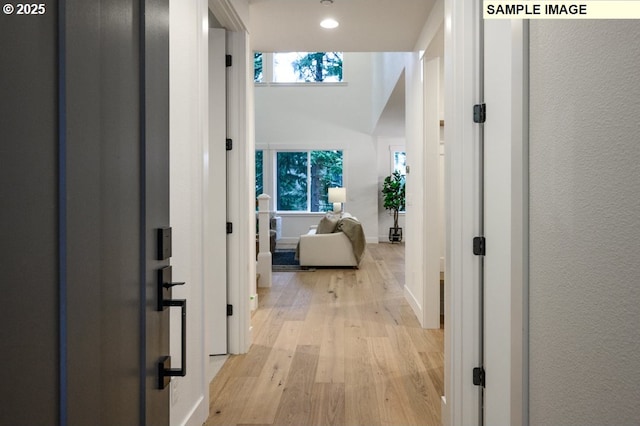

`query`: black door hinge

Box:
[473,367,485,387]
[225,54,232,67]
[226,222,233,234]
[226,138,232,151]
[473,103,486,123]
[227,304,233,316]
[473,236,486,256]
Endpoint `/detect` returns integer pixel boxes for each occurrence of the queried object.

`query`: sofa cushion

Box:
[316,215,339,234]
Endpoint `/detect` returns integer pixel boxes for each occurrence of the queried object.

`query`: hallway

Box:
[206,243,443,426]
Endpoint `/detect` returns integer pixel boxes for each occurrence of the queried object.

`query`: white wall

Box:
[169,0,210,425]
[403,50,425,321]
[255,53,379,244]
[402,0,444,328]
[371,52,409,129]
[529,20,640,424]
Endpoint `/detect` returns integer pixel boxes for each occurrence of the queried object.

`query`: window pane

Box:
[310,150,343,212]
[393,151,407,175]
[273,52,343,83]
[254,52,263,83]
[255,150,263,197]
[276,152,308,211]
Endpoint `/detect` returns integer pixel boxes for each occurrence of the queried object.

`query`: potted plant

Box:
[382,171,406,242]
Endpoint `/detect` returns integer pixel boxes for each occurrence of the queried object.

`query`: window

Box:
[255,150,263,196]
[276,150,343,212]
[393,151,407,175]
[274,52,343,83]
[254,52,263,83]
[253,52,343,84]
[390,148,406,212]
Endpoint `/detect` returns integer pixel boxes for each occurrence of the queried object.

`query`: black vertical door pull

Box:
[157,266,187,389]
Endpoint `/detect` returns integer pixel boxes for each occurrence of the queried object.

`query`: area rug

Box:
[271,249,313,272]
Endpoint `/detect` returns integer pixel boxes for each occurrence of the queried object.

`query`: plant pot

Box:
[389,227,403,243]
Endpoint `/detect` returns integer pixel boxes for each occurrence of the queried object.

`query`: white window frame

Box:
[253,52,347,86]
[389,145,407,213]
[265,148,344,214]
[390,145,407,175]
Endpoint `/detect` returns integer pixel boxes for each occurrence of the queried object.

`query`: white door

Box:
[206,28,228,355]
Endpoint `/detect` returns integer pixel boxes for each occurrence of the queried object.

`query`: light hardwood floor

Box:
[206,243,444,426]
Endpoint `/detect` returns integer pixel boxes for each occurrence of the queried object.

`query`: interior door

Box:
[207,28,228,355]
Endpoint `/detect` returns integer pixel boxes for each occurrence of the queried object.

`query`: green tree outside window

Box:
[292,52,343,82]
[275,150,343,211]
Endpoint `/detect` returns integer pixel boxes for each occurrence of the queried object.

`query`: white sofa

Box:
[298,225,358,267]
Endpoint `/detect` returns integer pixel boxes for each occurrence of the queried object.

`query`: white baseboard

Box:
[441,395,448,426]
[181,395,208,426]
[208,354,228,383]
[404,284,423,327]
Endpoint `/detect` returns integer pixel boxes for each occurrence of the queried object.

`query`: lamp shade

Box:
[328,187,346,203]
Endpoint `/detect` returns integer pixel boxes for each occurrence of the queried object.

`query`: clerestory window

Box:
[254,52,344,84]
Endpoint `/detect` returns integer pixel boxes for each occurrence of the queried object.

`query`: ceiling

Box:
[248,0,437,52]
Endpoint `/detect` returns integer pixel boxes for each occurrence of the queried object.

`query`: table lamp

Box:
[328,187,346,213]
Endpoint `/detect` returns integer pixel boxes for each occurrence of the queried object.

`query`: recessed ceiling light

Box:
[320,0,334,5]
[320,18,339,29]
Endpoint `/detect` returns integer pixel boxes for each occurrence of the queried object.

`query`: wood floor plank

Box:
[206,376,257,426]
[368,337,414,426]
[315,316,345,384]
[205,243,443,426]
[208,354,242,404]
[253,276,301,347]
[231,343,272,378]
[385,325,427,375]
[355,269,389,338]
[419,351,445,398]
[344,329,381,426]
[310,383,346,426]
[284,273,317,321]
[238,321,303,424]
[272,345,320,425]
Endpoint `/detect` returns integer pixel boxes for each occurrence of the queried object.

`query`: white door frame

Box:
[423,55,442,329]
[224,29,253,355]
[483,19,528,426]
[206,27,229,357]
[444,2,528,423]
[443,0,483,423]
[206,0,253,356]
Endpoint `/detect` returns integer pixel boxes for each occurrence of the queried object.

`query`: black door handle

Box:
[157,266,187,389]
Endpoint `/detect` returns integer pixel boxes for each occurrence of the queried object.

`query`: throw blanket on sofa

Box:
[336,217,366,264]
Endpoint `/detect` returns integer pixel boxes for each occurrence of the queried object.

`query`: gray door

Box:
[1,2,59,423]
[1,0,171,424]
